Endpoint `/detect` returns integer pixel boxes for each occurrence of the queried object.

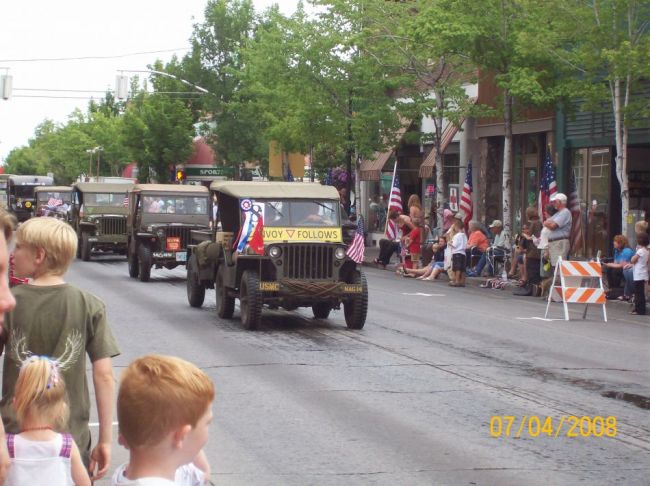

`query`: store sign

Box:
[426,184,435,196]
[185,166,235,177]
[449,184,459,212]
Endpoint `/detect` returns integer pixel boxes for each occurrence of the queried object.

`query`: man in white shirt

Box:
[543,192,572,266]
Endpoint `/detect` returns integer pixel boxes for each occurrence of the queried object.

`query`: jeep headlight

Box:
[269,246,282,258]
[335,247,346,260]
[156,229,165,238]
[147,225,153,232]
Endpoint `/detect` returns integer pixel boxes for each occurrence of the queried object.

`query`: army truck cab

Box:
[72,182,134,261]
[186,181,368,330]
[126,184,210,282]
[34,186,73,222]
[7,175,54,222]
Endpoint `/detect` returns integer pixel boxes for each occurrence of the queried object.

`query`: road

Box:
[64,257,650,485]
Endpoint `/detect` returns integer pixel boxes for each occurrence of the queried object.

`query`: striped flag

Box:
[459,160,473,226]
[538,151,557,217]
[346,216,365,263]
[568,169,584,256]
[385,164,402,240]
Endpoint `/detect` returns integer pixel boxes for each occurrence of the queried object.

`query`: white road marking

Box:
[516,317,564,322]
[401,292,445,297]
[88,421,119,427]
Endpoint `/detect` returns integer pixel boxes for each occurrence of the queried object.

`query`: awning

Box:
[419,118,464,178]
[360,150,394,181]
[359,119,412,181]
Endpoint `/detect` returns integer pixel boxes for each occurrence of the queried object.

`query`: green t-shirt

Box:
[1,284,120,453]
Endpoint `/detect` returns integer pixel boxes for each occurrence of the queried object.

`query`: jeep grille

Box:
[99,217,126,236]
[282,244,334,279]
[165,226,193,249]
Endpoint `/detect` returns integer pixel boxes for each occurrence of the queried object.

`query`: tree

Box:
[417,0,564,238]
[532,0,650,232]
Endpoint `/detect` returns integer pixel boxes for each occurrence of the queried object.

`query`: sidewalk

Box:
[360,245,648,315]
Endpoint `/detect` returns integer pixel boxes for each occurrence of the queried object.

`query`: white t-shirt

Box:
[451,232,468,254]
[112,463,205,486]
[633,246,649,281]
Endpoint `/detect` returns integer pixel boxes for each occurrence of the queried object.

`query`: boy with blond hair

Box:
[0,217,120,480]
[114,355,214,485]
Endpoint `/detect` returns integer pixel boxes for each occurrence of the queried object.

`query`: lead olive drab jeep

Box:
[186,181,368,331]
[72,182,134,261]
[127,184,210,282]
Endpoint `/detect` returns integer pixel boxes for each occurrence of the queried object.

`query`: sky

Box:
[0,0,300,163]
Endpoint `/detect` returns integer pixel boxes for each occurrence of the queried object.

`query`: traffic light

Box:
[176,169,185,182]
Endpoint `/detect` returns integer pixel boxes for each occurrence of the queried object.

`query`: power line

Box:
[14,88,205,95]
[12,94,204,100]
[0,48,191,63]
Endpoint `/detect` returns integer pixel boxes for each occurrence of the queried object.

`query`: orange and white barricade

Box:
[544,257,607,322]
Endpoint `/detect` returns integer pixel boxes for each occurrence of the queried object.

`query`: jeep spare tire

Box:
[215,265,234,319]
[186,254,205,308]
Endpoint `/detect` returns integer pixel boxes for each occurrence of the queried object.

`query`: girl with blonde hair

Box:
[5,356,89,486]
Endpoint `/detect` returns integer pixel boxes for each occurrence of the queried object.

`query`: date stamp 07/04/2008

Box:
[489,415,617,438]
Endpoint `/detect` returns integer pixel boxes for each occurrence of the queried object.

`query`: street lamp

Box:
[85,146,103,180]
[115,70,210,99]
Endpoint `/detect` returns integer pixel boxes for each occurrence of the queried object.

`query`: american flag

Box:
[123,196,129,207]
[459,160,473,226]
[385,168,402,240]
[568,169,584,256]
[538,151,557,217]
[346,216,365,263]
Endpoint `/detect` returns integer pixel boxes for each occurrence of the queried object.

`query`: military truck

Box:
[34,186,73,222]
[71,182,134,261]
[126,184,210,282]
[186,181,368,330]
[7,175,54,222]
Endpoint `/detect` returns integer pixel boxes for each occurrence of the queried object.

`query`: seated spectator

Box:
[466,219,510,277]
[603,234,634,301]
[403,237,447,280]
[509,224,530,280]
[466,220,489,265]
[375,211,412,268]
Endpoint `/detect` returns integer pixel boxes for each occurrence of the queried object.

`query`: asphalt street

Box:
[57,257,650,485]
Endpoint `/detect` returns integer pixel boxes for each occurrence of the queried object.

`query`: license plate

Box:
[342,284,363,293]
[175,251,187,262]
[259,281,280,291]
[166,236,181,251]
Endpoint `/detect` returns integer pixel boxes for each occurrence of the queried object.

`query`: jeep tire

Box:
[343,270,368,329]
[138,245,152,282]
[127,241,139,278]
[81,233,92,262]
[186,255,205,308]
[239,270,262,330]
[312,302,331,319]
[215,265,234,319]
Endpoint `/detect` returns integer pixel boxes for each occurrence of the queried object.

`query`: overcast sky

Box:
[0,0,300,162]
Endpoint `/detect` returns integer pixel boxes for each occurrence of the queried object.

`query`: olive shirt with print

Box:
[0,284,120,457]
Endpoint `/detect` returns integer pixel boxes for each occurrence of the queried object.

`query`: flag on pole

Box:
[538,151,558,217]
[385,164,402,240]
[459,160,473,226]
[346,216,365,263]
[568,169,584,256]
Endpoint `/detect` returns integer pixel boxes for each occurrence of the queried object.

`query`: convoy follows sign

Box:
[185,166,235,177]
[263,227,343,242]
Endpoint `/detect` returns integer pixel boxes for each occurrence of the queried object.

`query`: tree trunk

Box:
[434,93,445,229]
[612,77,629,234]
[502,90,513,241]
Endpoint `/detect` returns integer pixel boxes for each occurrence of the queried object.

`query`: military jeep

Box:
[72,182,134,261]
[126,184,210,282]
[7,175,54,222]
[186,181,368,330]
[34,186,73,222]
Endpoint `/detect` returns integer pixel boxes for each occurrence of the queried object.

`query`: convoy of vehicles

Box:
[7,175,54,222]
[126,184,210,282]
[71,181,134,261]
[186,181,368,330]
[34,186,73,222]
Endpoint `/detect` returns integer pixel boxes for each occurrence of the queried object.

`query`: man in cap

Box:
[467,219,510,277]
[543,192,572,266]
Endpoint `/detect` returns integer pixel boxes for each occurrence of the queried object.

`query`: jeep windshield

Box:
[142,196,208,215]
[256,200,339,227]
[11,186,40,198]
[84,193,127,207]
[36,192,72,205]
